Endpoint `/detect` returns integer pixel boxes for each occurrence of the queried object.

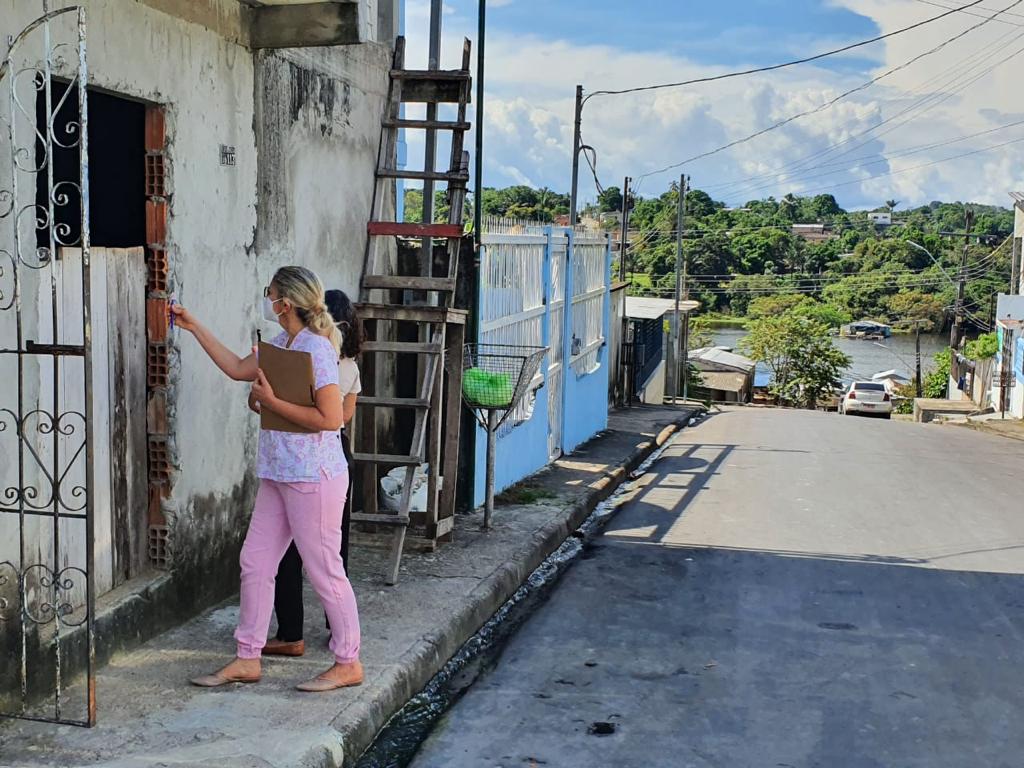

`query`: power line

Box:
[913,0,1024,22]
[719,119,1024,200]
[634,0,1023,184]
[765,134,1024,197]
[717,24,1024,201]
[585,0,989,101]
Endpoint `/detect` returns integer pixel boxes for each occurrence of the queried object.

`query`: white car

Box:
[839,381,893,418]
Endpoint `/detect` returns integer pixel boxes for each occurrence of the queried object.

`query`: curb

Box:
[333,407,699,766]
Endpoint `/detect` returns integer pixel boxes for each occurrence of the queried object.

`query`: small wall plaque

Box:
[219,144,236,166]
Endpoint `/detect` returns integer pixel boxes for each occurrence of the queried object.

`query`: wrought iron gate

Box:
[0,5,95,726]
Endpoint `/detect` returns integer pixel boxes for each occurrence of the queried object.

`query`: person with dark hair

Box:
[263,289,363,658]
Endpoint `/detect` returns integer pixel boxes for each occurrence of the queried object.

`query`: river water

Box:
[711,329,948,387]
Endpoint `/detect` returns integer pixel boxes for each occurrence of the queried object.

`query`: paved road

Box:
[411,409,1024,768]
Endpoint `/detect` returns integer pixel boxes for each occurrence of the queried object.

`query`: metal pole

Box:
[618,176,630,283]
[951,209,973,388]
[483,409,497,529]
[670,175,685,400]
[1011,237,1022,295]
[569,85,583,226]
[681,176,689,403]
[915,323,923,398]
[420,0,443,275]
[473,0,486,249]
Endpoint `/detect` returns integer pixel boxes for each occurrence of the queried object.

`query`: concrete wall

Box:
[0,1,393,654]
[639,360,666,405]
[254,44,390,299]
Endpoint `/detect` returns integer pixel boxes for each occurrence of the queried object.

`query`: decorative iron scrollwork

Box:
[0,249,15,310]
[0,408,87,512]
[0,560,18,621]
[22,563,88,627]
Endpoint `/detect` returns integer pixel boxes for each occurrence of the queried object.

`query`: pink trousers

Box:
[234,472,360,663]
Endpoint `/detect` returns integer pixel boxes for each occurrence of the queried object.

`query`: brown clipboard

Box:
[257,341,317,434]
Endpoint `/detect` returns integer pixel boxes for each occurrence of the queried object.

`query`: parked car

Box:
[839,381,892,418]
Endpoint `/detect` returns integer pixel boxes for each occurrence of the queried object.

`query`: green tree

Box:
[923,348,951,398]
[884,291,945,330]
[598,186,623,213]
[742,314,851,408]
[965,332,999,360]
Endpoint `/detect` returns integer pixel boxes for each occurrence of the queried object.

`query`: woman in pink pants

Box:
[172,266,362,693]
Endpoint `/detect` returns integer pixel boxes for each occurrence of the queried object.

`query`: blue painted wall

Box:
[472,228,611,506]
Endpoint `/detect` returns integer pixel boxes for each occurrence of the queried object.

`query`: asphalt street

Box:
[410,408,1024,768]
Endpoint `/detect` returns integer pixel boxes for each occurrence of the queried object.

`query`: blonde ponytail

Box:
[270,266,342,355]
[308,302,343,355]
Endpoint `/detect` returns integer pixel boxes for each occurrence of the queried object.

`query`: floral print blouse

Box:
[256,328,347,483]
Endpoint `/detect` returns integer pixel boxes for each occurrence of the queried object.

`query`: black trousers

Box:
[273,429,352,642]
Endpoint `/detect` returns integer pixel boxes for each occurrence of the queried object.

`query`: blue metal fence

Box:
[472,219,611,506]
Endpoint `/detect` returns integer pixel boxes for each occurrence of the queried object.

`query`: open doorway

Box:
[37,83,149,591]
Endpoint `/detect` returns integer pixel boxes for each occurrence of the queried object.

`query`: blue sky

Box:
[403,0,1024,210]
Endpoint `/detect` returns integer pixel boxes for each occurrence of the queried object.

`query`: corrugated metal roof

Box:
[690,346,757,373]
[625,296,700,320]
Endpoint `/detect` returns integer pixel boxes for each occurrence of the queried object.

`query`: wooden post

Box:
[438,321,465,541]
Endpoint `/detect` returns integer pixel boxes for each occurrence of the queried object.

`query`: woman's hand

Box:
[247,390,261,414]
[251,369,277,407]
[170,304,198,333]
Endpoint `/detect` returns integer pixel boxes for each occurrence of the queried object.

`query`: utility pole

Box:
[473,0,486,249]
[670,175,687,401]
[618,176,631,283]
[915,322,923,398]
[569,85,583,226]
[1011,236,1022,295]
[950,208,974,390]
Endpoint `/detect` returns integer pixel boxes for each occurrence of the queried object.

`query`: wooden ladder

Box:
[354,37,472,585]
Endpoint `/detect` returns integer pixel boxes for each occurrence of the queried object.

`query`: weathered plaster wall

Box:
[254,43,390,298]
[2,1,393,651]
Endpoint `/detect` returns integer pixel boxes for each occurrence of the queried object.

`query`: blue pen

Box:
[169,298,177,331]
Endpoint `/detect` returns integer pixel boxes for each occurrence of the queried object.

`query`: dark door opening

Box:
[36,80,146,250]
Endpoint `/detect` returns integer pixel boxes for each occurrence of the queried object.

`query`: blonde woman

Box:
[265,289,362,656]
[171,266,362,692]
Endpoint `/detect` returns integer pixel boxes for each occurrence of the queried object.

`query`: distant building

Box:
[623,296,699,403]
[689,346,756,403]
[871,369,912,393]
[870,211,892,227]
[791,223,835,243]
[841,320,892,338]
[991,294,1024,418]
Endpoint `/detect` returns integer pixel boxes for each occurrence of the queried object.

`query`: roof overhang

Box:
[241,0,362,48]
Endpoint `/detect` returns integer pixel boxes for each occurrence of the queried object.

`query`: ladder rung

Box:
[352,512,410,526]
[357,303,467,324]
[391,69,471,81]
[383,118,471,131]
[352,452,423,466]
[362,275,456,292]
[368,222,464,238]
[358,396,430,408]
[376,169,469,183]
[361,340,442,354]
[398,80,470,104]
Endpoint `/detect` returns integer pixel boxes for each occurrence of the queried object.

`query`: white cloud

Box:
[399,0,1024,210]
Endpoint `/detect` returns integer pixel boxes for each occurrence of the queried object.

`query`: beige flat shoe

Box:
[190,659,261,687]
[295,661,364,692]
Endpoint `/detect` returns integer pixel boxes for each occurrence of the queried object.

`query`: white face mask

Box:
[262,296,284,323]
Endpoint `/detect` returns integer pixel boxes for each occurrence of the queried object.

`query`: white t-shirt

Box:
[339,356,362,397]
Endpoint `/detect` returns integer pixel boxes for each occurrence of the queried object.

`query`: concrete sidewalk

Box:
[0,405,696,768]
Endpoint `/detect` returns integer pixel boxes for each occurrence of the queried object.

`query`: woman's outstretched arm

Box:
[171,305,258,382]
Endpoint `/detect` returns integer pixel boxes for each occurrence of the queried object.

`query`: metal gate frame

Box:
[0,4,95,727]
